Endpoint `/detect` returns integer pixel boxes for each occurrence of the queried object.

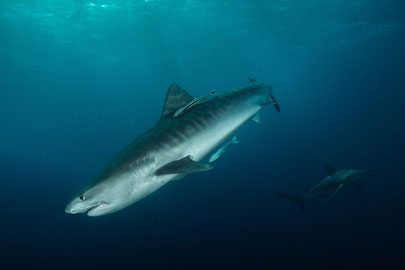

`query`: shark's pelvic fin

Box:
[327,184,344,201]
[161,84,194,118]
[252,112,261,124]
[323,164,336,176]
[230,136,238,144]
[275,193,305,212]
[155,155,213,176]
[173,90,216,118]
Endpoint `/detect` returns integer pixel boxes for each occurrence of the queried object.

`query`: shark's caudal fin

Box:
[275,193,305,212]
[264,85,280,113]
[269,88,280,112]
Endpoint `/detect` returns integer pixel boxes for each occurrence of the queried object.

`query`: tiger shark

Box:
[275,164,366,212]
[65,79,280,216]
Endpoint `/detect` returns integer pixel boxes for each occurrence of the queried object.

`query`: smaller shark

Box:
[209,136,238,163]
[275,164,366,212]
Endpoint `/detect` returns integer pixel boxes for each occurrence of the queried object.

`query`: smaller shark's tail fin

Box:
[275,193,305,212]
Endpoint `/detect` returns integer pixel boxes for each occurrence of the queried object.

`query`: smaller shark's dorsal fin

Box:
[155,155,213,175]
[248,77,257,83]
[161,84,194,118]
[323,164,336,176]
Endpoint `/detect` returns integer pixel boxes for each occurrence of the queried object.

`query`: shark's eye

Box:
[79,195,85,201]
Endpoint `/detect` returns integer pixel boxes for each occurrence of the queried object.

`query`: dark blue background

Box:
[1,1,404,269]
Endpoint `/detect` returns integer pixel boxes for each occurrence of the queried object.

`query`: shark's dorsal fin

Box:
[323,164,336,176]
[161,84,194,118]
[155,155,213,175]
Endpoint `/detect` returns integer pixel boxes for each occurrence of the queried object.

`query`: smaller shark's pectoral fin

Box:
[155,156,213,176]
[327,184,344,201]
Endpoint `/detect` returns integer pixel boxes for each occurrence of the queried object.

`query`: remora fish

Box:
[209,136,238,163]
[65,79,280,216]
[275,164,366,212]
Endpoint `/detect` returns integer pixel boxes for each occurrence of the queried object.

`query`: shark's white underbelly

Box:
[186,105,261,161]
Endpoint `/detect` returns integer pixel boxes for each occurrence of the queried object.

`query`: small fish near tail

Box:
[208,136,239,163]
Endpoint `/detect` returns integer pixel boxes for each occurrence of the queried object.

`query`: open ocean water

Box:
[1,0,405,269]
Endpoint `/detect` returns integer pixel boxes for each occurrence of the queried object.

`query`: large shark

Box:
[276,164,366,212]
[65,79,280,216]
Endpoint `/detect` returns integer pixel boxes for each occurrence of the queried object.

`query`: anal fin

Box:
[252,112,260,124]
[155,156,213,176]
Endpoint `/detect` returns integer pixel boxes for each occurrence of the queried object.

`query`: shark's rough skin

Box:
[276,164,366,212]
[65,80,279,216]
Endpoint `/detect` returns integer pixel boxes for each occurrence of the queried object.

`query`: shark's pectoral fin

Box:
[155,156,213,176]
[252,112,261,124]
[171,174,187,181]
[326,184,344,201]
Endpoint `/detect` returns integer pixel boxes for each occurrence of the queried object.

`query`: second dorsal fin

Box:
[161,84,194,118]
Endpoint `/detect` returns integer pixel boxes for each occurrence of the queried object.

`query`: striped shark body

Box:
[65,79,280,216]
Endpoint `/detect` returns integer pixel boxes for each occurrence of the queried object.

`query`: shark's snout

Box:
[65,199,110,216]
[64,200,87,215]
[65,206,75,214]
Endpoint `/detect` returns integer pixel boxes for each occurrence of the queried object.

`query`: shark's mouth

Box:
[86,202,109,215]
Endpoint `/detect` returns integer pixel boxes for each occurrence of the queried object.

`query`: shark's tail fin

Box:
[266,85,280,112]
[275,193,305,212]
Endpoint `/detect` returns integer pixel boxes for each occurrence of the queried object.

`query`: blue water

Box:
[1,0,405,268]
